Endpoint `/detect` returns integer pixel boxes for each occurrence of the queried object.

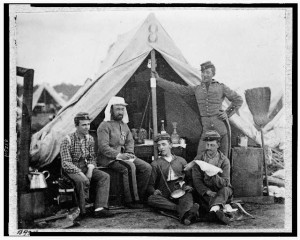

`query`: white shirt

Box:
[164,155,180,181]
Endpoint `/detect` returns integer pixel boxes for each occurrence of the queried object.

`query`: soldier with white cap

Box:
[97,96,152,209]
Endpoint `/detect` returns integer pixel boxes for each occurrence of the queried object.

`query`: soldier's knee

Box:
[74,178,89,188]
[139,162,152,175]
[145,164,152,174]
[218,186,231,194]
[102,171,110,181]
[119,167,129,175]
[147,195,156,205]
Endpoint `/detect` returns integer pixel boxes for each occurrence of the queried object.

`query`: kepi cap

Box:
[154,133,172,143]
[203,130,221,141]
[74,112,90,121]
[200,61,215,72]
[109,96,128,106]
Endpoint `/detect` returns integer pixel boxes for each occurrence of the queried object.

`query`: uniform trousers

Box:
[108,157,152,203]
[147,179,194,220]
[148,193,194,221]
[67,167,110,215]
[191,165,233,212]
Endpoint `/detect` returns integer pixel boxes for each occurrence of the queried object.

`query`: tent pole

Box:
[150,50,158,160]
[17,67,34,228]
[17,67,34,194]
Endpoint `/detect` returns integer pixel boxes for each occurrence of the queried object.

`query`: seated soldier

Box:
[147,133,199,225]
[190,130,233,225]
[60,112,114,219]
[97,96,152,209]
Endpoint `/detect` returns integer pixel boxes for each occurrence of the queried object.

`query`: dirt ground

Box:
[55,202,285,232]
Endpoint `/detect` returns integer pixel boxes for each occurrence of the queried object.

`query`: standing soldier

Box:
[154,61,243,158]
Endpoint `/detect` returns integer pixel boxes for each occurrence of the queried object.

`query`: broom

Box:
[245,87,271,196]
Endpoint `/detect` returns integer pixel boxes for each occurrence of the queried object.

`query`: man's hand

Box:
[86,164,95,181]
[125,153,136,159]
[218,110,228,121]
[153,189,162,196]
[183,185,193,193]
[206,190,217,198]
[184,161,196,171]
[117,153,130,160]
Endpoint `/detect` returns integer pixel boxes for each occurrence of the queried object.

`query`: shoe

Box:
[183,216,192,225]
[93,209,115,218]
[75,213,86,221]
[207,210,230,225]
[215,210,230,225]
[183,203,200,225]
[125,202,144,209]
[207,211,218,222]
[189,203,200,217]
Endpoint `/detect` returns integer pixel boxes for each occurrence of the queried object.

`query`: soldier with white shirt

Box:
[147,133,199,225]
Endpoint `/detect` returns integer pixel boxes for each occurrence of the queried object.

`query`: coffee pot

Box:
[28,170,50,189]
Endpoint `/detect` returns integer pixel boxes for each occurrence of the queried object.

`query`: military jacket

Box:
[157,77,243,117]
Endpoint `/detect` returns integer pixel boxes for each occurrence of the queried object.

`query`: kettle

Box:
[28,170,50,189]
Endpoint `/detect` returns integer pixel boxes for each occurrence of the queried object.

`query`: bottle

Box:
[160,120,166,134]
[171,122,180,144]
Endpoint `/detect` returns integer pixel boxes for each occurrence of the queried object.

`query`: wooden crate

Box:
[231,147,263,197]
[19,190,46,221]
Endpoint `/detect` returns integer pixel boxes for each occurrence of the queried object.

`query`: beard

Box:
[206,150,217,158]
[112,113,123,121]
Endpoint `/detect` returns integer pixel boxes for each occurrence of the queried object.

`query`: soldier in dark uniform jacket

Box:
[154,61,243,158]
[147,133,200,225]
[191,130,233,225]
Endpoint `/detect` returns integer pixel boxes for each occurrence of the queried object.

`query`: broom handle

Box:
[260,129,269,195]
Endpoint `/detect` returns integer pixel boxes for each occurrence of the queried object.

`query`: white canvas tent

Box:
[32,82,67,110]
[30,13,285,168]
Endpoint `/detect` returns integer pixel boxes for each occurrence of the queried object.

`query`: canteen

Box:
[28,170,50,189]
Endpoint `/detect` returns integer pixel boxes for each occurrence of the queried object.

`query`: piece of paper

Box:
[194,160,223,176]
[123,158,135,163]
